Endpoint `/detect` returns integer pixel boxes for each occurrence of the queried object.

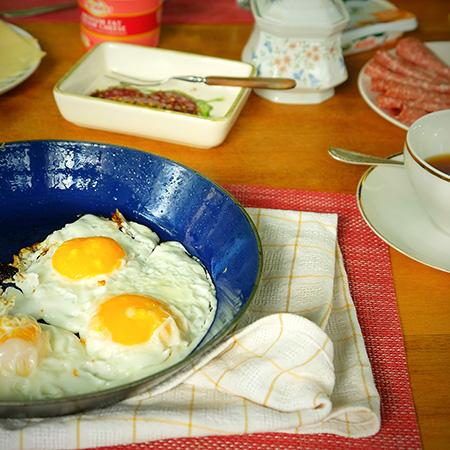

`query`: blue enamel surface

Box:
[0,140,262,417]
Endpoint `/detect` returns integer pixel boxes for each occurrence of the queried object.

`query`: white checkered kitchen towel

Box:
[1,208,381,450]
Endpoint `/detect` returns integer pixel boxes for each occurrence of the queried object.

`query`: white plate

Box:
[357,153,450,272]
[54,42,255,148]
[357,41,450,130]
[0,23,42,95]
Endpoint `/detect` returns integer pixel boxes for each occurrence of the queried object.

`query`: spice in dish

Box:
[90,87,221,117]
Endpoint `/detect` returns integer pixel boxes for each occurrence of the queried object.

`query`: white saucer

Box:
[357,153,450,273]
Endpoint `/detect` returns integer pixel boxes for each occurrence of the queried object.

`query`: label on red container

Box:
[78,0,163,49]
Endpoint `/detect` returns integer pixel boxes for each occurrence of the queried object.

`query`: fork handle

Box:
[204,76,296,90]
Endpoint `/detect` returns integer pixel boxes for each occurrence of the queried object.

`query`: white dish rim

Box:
[0,22,43,95]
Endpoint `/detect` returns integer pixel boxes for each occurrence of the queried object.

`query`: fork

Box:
[106,71,296,90]
[0,2,77,18]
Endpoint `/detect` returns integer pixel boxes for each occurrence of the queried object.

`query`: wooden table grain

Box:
[1,2,449,448]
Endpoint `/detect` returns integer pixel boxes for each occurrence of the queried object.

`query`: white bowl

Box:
[54,43,255,148]
[403,110,450,234]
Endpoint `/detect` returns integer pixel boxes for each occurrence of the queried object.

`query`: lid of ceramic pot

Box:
[253,0,347,26]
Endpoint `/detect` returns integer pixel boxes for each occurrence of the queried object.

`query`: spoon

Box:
[105,71,296,90]
[0,2,77,18]
[328,147,404,166]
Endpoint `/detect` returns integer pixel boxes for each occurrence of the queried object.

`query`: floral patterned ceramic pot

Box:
[241,0,350,104]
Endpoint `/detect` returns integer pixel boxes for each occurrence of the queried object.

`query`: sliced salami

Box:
[363,37,450,127]
[394,106,428,126]
[408,101,450,112]
[365,61,450,94]
[370,78,390,92]
[377,93,450,113]
[396,37,450,81]
[374,49,440,82]
[384,82,450,104]
[377,94,403,109]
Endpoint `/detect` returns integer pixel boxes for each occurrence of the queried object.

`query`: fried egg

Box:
[1,211,218,393]
[0,312,48,379]
[79,242,217,381]
[81,293,184,382]
[5,211,160,333]
[0,307,106,401]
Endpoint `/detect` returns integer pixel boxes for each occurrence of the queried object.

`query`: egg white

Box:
[1,211,218,395]
[0,314,107,402]
[5,212,160,333]
[79,240,217,381]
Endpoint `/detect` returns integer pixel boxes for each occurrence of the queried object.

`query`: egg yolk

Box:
[0,316,40,344]
[0,315,47,377]
[52,236,125,279]
[89,294,172,346]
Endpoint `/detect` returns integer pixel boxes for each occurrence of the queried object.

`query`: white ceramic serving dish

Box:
[54,42,255,148]
[241,0,350,104]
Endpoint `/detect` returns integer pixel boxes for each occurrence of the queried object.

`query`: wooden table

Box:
[1,1,449,448]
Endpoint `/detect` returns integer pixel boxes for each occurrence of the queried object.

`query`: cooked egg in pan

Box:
[5,211,160,333]
[1,211,217,400]
[0,311,106,401]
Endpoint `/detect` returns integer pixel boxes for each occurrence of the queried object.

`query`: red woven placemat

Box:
[90,185,422,450]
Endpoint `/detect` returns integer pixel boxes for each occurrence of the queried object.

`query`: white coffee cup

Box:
[403,110,450,234]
